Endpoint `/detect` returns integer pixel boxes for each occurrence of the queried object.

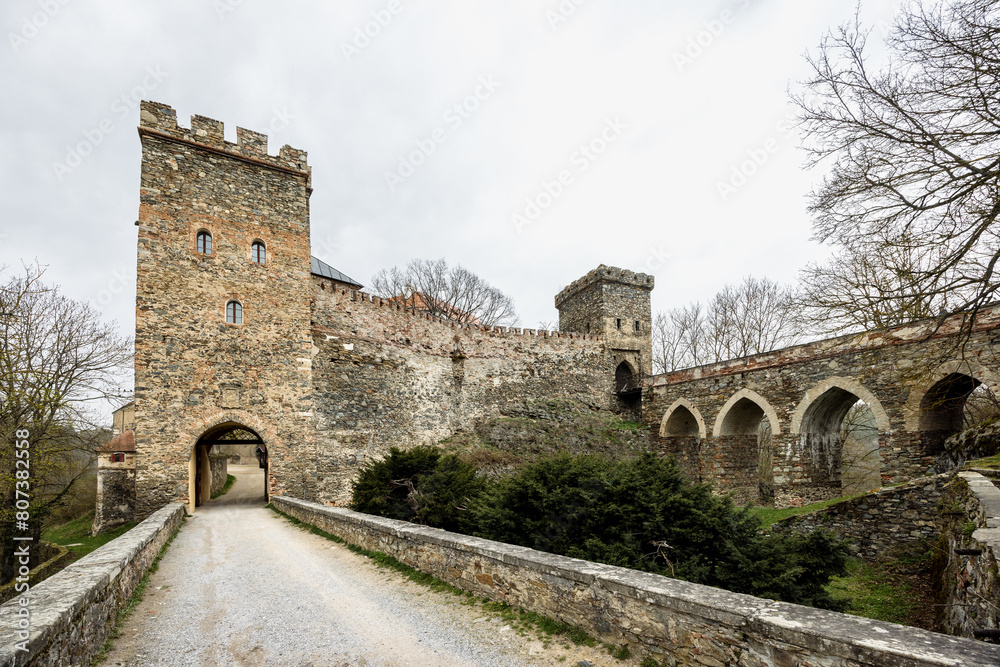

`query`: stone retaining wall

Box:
[773,474,951,560]
[273,496,1000,666]
[0,502,184,667]
[938,471,1000,639]
[209,454,229,497]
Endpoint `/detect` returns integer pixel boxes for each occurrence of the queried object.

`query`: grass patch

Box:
[90,516,184,666]
[827,559,916,625]
[749,494,862,528]
[965,453,1000,469]
[267,504,600,649]
[605,419,648,432]
[44,512,137,557]
[211,474,237,499]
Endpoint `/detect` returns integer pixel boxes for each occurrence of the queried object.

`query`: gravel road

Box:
[100,465,642,667]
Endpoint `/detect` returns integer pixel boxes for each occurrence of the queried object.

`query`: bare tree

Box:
[370,259,518,328]
[799,242,949,332]
[795,0,1000,334]
[0,266,132,581]
[652,277,801,373]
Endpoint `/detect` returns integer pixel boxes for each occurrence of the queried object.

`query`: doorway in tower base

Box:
[188,422,267,513]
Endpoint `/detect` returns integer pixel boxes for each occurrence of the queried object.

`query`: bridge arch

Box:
[791,377,890,434]
[713,388,781,437]
[185,410,276,513]
[791,377,889,493]
[659,398,707,439]
[903,359,1000,432]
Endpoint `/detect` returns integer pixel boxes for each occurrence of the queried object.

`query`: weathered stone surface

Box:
[273,496,1000,667]
[938,472,1000,639]
[644,310,1000,505]
[0,503,184,667]
[774,473,952,560]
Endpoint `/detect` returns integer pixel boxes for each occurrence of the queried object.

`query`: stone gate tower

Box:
[555,265,654,395]
[133,101,315,516]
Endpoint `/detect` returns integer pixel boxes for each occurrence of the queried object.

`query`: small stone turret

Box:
[555,265,654,388]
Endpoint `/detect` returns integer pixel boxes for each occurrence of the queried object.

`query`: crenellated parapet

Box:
[315,281,604,342]
[554,264,654,309]
[138,101,310,181]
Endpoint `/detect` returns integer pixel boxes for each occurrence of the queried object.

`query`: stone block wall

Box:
[938,471,1000,639]
[643,306,1000,506]
[272,496,1000,667]
[92,466,136,535]
[209,454,228,496]
[0,503,184,667]
[555,264,654,377]
[306,281,614,504]
[774,473,951,560]
[134,101,316,516]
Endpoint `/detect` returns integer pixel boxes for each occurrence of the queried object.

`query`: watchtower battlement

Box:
[555,265,654,381]
[138,101,310,179]
[554,264,654,309]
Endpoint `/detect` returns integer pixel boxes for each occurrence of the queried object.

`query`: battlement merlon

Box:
[137,101,311,184]
[554,264,654,309]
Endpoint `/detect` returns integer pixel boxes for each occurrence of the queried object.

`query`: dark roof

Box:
[100,430,136,453]
[310,256,363,288]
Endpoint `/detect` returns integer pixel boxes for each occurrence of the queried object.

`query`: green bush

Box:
[350,446,484,533]
[351,448,849,610]
[469,452,849,610]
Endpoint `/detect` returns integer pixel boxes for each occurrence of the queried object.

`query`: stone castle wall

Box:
[129,102,645,514]
[305,280,615,504]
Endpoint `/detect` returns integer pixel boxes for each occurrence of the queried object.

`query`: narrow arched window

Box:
[251,240,266,264]
[226,300,243,325]
[196,231,213,254]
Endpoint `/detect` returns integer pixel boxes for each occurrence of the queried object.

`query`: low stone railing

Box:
[0,502,184,667]
[273,496,1000,666]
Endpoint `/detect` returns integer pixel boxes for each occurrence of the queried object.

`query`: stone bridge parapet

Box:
[273,496,1000,666]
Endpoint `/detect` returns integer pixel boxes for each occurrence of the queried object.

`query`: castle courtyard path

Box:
[100,465,638,667]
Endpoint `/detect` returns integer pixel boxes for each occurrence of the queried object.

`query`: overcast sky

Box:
[2,0,903,355]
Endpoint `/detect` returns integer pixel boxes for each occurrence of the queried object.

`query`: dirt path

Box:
[100,466,641,667]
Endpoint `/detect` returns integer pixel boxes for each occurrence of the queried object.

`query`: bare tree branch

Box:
[370,259,518,328]
[794,0,1000,334]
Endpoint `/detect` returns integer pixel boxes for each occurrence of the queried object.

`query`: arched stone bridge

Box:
[642,306,1000,506]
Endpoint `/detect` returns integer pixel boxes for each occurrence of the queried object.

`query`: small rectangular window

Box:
[616,318,622,330]
[634,320,640,332]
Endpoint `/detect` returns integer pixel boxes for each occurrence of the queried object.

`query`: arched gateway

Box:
[189,422,267,513]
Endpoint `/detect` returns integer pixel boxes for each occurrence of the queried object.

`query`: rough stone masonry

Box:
[119,100,1000,520]
[129,101,653,517]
